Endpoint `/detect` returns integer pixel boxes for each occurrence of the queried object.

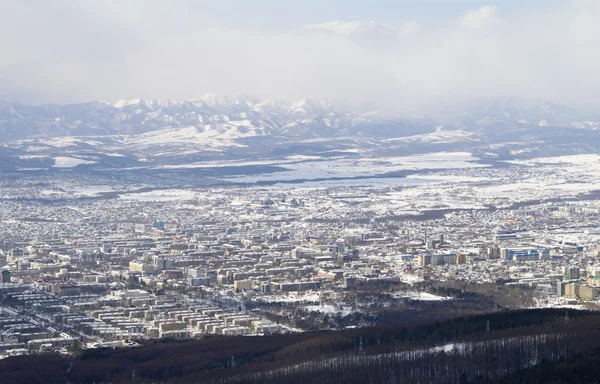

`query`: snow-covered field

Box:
[225,151,485,183]
[383,128,480,144]
[118,189,197,201]
[254,291,322,303]
[303,304,354,316]
[53,156,97,168]
[390,292,452,301]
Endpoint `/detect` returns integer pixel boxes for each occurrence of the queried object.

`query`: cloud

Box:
[459,5,498,29]
[399,21,419,36]
[2,1,600,115]
[304,21,398,43]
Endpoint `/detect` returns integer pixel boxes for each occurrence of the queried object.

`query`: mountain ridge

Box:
[0,95,425,140]
[3,95,599,142]
[3,96,600,170]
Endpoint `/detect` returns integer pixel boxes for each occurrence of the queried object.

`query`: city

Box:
[2,150,600,358]
[4,0,600,382]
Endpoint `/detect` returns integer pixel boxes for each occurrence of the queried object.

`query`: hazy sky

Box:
[1,0,597,112]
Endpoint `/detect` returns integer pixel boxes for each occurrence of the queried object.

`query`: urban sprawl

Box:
[1,153,600,358]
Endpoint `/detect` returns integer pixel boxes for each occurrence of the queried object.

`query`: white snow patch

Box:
[118,189,197,201]
[53,157,97,168]
[286,155,323,160]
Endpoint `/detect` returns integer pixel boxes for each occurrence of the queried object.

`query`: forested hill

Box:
[2,308,600,384]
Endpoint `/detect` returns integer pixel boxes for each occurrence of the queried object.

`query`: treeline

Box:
[207,311,600,384]
[214,333,575,384]
[1,309,599,383]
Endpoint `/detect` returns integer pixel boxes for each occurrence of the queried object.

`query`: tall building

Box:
[260,282,271,293]
[152,220,165,230]
[418,254,432,266]
[432,254,457,266]
[129,261,154,273]
[580,285,597,301]
[152,255,172,270]
[501,247,549,262]
[486,245,501,259]
[564,282,580,299]
[343,276,358,289]
[564,266,580,280]
[1,269,11,283]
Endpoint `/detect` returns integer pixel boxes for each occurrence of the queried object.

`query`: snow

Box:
[18,155,48,160]
[226,152,485,184]
[255,291,322,303]
[112,98,142,108]
[29,137,104,148]
[304,304,354,316]
[383,129,479,144]
[52,156,97,168]
[118,189,197,201]
[123,126,249,149]
[510,148,536,155]
[391,292,452,301]
[70,186,115,196]
[510,154,600,166]
[286,155,323,160]
[407,175,495,183]
[397,274,424,284]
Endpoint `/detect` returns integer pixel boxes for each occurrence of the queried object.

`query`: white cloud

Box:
[459,5,498,29]
[1,1,600,115]
[399,21,419,36]
[304,21,397,42]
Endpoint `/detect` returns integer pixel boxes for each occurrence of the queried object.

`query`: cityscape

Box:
[4,0,600,382]
[2,149,600,358]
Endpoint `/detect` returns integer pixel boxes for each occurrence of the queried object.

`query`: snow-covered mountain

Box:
[3,95,600,143]
[0,94,435,141]
[452,97,600,132]
[2,95,600,171]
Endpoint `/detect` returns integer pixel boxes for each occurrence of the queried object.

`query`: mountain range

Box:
[2,95,600,170]
[0,94,435,140]
[3,95,600,140]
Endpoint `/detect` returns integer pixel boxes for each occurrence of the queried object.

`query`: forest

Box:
[2,308,600,383]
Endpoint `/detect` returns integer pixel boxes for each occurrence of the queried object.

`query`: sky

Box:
[0,0,597,113]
